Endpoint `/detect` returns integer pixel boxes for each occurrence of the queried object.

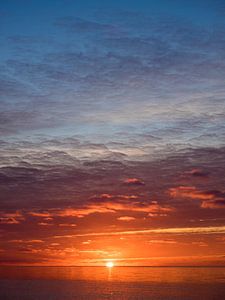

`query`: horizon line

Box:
[1,265,225,268]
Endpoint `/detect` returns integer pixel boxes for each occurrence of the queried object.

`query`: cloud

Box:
[123,178,145,186]
[92,194,138,201]
[0,211,24,224]
[49,226,225,238]
[73,226,225,238]
[169,186,225,209]
[58,223,77,227]
[201,199,225,209]
[0,145,224,229]
[82,240,92,245]
[29,211,52,218]
[148,239,177,244]
[0,8,225,150]
[191,241,207,247]
[9,239,44,244]
[169,186,216,200]
[117,216,136,221]
[28,201,174,219]
[38,222,53,226]
[184,169,209,178]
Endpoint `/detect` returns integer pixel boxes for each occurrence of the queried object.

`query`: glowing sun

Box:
[106,261,114,268]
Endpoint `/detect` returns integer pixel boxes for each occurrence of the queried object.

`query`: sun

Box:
[106,261,114,268]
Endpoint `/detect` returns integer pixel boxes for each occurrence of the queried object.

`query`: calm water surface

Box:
[0,267,225,299]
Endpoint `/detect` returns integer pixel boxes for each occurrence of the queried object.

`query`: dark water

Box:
[0,267,225,299]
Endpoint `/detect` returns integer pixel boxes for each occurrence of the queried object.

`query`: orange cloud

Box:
[57,202,173,217]
[0,211,24,224]
[148,239,177,244]
[56,206,115,218]
[58,223,77,227]
[123,178,144,185]
[201,200,225,209]
[38,222,53,226]
[169,186,214,200]
[93,194,138,201]
[28,198,174,219]
[82,240,92,245]
[117,216,136,221]
[169,186,225,209]
[9,239,44,244]
[73,225,225,238]
[29,211,52,217]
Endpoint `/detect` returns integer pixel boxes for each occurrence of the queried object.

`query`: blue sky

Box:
[1,0,225,148]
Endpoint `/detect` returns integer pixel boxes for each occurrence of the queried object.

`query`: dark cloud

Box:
[201,199,225,209]
[185,169,209,178]
[0,142,224,220]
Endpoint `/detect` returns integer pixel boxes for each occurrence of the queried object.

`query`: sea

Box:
[0,266,225,299]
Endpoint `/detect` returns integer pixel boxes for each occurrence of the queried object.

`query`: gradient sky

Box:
[0,0,225,266]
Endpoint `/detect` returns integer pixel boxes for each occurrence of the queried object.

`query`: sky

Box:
[0,0,225,266]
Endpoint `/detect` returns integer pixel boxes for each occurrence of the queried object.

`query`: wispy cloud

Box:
[73,226,225,237]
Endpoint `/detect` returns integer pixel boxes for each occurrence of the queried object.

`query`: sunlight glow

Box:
[106,261,114,268]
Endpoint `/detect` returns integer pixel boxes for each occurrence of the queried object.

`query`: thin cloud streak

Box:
[63,226,225,238]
